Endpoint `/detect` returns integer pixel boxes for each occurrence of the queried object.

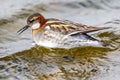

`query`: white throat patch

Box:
[32,23,40,29]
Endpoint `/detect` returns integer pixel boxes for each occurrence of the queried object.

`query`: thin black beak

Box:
[17,25,30,35]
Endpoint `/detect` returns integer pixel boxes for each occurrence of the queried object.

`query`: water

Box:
[0,0,120,80]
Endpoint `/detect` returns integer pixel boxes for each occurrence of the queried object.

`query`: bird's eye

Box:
[29,19,35,23]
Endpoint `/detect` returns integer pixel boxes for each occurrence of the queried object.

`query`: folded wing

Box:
[46,18,109,35]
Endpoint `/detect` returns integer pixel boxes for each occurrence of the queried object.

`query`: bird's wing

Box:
[46,18,108,35]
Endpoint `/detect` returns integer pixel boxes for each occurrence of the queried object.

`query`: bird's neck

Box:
[32,16,46,35]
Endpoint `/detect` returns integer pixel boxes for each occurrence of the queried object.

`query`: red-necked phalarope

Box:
[17,13,109,48]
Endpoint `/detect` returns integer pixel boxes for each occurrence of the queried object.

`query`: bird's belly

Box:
[34,31,102,48]
[36,38,101,49]
[37,41,58,48]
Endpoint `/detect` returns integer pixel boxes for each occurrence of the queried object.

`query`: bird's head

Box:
[17,13,46,34]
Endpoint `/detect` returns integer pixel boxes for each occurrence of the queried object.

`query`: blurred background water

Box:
[0,0,120,80]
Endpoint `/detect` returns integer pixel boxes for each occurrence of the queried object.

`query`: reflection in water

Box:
[0,0,120,80]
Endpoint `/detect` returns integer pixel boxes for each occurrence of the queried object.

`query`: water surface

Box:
[0,0,120,80]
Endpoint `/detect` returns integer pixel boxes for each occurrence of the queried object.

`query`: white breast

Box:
[32,23,40,29]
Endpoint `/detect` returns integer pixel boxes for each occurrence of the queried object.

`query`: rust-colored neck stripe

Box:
[33,16,46,35]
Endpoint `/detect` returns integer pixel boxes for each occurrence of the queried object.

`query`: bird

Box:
[17,13,109,48]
